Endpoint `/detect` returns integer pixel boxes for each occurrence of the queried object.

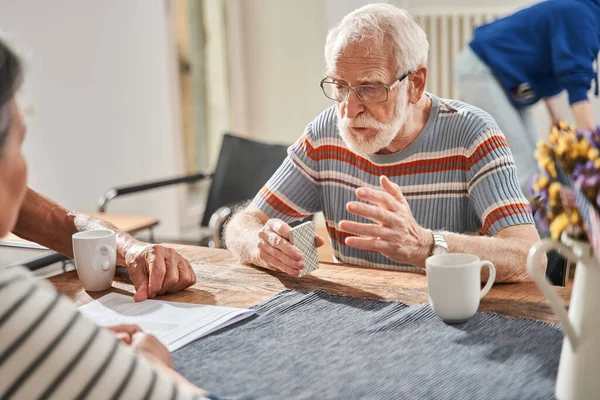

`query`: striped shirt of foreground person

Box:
[0,266,215,400]
[254,94,534,271]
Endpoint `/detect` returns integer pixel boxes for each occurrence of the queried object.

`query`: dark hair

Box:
[0,39,23,151]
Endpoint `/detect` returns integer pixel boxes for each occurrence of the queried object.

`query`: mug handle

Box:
[99,245,116,271]
[479,261,496,299]
[527,239,579,349]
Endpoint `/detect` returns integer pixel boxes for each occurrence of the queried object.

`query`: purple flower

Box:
[574,163,584,177]
[534,210,549,232]
[586,160,595,171]
[585,175,600,188]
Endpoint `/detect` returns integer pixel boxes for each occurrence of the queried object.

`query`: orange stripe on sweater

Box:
[480,203,531,235]
[299,135,509,177]
[326,224,357,244]
[259,187,305,218]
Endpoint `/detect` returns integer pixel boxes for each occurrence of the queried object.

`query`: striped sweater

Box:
[253,94,534,271]
[0,265,213,400]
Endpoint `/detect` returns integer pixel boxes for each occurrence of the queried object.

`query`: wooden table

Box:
[87,213,159,233]
[49,245,570,324]
[0,213,159,247]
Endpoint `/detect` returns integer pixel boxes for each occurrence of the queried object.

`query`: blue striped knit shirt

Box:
[253,94,534,271]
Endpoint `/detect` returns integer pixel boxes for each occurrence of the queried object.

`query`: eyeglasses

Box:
[320,71,412,104]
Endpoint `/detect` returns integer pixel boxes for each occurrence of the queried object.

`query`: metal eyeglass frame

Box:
[320,70,413,104]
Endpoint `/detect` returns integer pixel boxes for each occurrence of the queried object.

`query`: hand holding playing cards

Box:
[339,176,431,268]
[256,218,325,276]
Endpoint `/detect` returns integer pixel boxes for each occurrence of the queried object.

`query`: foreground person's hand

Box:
[107,324,142,344]
[123,242,197,302]
[130,332,174,368]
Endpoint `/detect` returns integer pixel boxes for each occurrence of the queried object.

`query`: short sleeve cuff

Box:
[481,202,535,236]
[567,85,589,105]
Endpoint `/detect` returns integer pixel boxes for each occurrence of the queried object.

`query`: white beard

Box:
[337,91,409,155]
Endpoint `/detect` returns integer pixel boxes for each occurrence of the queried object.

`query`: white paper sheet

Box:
[78,293,255,351]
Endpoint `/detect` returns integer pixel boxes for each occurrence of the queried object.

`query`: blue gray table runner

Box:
[173,290,562,399]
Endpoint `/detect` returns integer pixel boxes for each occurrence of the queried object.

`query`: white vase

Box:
[528,232,600,399]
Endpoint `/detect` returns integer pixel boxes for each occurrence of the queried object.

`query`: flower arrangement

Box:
[530,122,600,242]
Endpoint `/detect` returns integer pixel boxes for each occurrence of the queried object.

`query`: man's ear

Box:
[408,66,427,104]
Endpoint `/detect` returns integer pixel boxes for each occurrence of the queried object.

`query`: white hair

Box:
[324,3,429,76]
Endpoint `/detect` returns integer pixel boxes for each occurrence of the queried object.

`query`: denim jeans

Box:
[454,46,538,195]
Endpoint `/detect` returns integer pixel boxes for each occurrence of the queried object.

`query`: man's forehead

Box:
[329,59,393,83]
[328,70,389,84]
[328,41,395,83]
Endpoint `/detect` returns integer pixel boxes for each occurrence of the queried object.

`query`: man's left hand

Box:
[339,175,431,267]
[123,243,197,302]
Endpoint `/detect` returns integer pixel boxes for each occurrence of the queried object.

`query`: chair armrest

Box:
[207,206,234,248]
[97,172,212,212]
[19,252,69,271]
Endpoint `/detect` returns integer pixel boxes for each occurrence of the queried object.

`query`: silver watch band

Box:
[430,230,449,255]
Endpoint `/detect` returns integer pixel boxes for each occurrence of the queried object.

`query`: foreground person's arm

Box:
[0,266,212,399]
[12,188,196,301]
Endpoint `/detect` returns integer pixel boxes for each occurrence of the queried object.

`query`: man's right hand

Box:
[255,218,325,276]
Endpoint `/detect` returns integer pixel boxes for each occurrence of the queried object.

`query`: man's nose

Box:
[344,89,365,119]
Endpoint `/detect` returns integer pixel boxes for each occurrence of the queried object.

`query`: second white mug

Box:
[426,253,496,323]
[72,229,117,292]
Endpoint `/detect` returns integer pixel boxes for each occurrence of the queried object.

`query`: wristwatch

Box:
[430,230,449,256]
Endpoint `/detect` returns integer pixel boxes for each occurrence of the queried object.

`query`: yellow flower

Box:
[570,210,581,224]
[555,141,568,156]
[558,121,573,132]
[533,175,550,191]
[549,213,570,240]
[576,141,591,157]
[549,131,560,145]
[548,182,562,206]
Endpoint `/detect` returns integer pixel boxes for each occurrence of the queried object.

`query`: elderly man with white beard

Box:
[224,3,543,283]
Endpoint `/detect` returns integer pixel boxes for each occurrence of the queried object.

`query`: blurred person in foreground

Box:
[225,3,543,283]
[0,38,215,399]
[455,0,600,193]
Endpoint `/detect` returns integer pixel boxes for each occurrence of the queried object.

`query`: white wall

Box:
[0,0,185,237]
[228,0,332,146]
[325,0,537,30]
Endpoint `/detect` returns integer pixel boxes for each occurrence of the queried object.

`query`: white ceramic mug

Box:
[72,230,117,291]
[426,253,496,323]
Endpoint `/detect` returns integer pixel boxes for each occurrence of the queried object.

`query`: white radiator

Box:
[412,8,515,99]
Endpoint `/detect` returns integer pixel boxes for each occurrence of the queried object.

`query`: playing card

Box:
[289,221,319,277]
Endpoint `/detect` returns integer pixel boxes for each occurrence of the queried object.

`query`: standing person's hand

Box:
[340,175,431,267]
[254,218,325,275]
[122,242,197,302]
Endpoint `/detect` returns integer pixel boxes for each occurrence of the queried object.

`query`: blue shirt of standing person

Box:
[455,0,600,192]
